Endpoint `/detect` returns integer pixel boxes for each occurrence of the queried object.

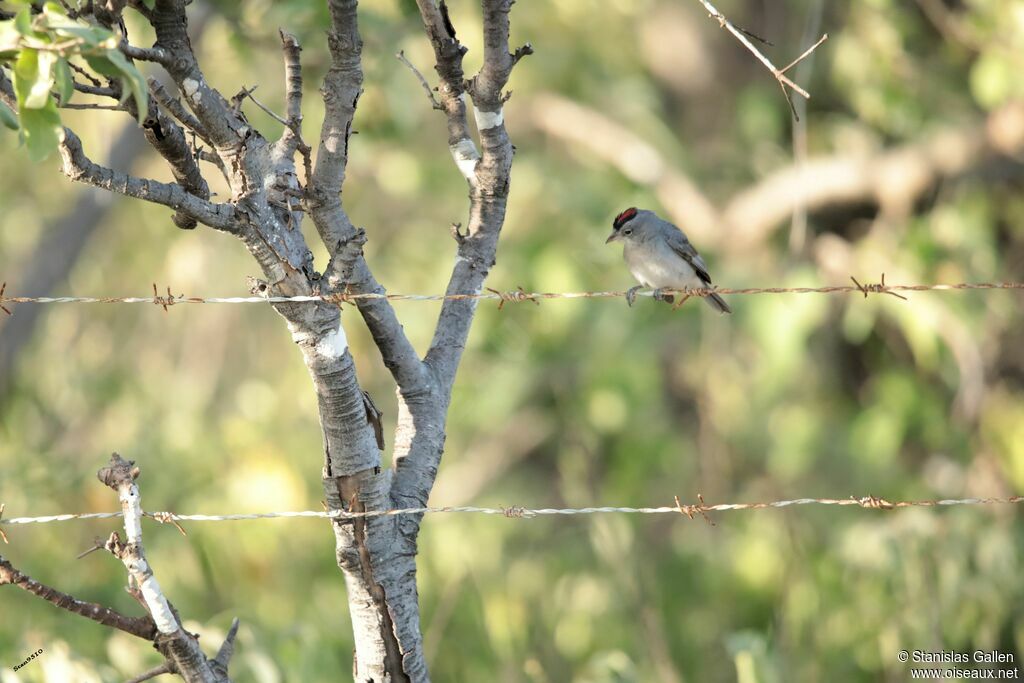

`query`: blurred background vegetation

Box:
[2,0,1024,680]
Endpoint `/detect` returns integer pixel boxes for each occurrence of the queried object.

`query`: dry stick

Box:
[124,663,176,683]
[396,50,442,110]
[0,554,158,640]
[695,0,828,118]
[97,454,180,637]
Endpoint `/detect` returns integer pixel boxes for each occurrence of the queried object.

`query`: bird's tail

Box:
[704,291,732,314]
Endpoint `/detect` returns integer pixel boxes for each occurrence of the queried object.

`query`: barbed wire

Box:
[1,495,1021,540]
[0,279,1022,315]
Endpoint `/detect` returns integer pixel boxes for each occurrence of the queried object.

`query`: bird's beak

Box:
[605,231,619,244]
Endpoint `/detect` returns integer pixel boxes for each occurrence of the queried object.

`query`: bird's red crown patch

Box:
[613,207,638,229]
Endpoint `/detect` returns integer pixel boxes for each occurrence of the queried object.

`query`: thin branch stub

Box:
[397,50,443,111]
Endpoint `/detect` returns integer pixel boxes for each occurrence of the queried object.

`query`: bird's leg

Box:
[652,288,675,304]
[671,288,692,310]
[625,285,642,307]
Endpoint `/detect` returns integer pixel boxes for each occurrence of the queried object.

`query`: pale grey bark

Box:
[1,454,239,682]
[98,453,237,683]
[0,1,528,680]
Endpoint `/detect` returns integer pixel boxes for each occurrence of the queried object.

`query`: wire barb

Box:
[148,511,188,536]
[152,283,180,312]
[850,273,909,301]
[856,495,895,510]
[675,494,716,526]
[501,506,531,519]
[325,286,357,308]
[486,286,541,310]
[0,282,11,316]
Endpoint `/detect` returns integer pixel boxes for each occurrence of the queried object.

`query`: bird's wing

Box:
[665,230,713,285]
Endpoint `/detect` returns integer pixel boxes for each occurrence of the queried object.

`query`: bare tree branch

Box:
[325,230,430,393]
[306,1,427,396]
[421,0,527,387]
[120,43,174,66]
[210,617,240,677]
[694,0,827,117]
[274,29,308,167]
[58,129,238,233]
[140,104,212,230]
[414,0,480,184]
[98,453,229,682]
[396,50,442,111]
[150,0,253,153]
[0,554,158,640]
[125,662,176,683]
[150,77,213,148]
[309,0,363,231]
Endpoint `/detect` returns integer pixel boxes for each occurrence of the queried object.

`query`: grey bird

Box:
[606,207,731,314]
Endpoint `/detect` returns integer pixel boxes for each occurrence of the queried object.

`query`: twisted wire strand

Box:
[2,495,1022,528]
[0,281,1022,308]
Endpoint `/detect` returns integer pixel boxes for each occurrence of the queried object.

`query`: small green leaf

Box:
[83,53,120,78]
[13,8,32,37]
[14,47,58,109]
[0,19,21,57]
[12,48,36,104]
[105,48,148,119]
[40,4,113,46]
[19,98,61,161]
[0,100,18,130]
[54,56,73,103]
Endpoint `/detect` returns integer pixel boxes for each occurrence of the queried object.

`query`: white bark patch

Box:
[120,483,143,545]
[315,326,348,359]
[134,567,178,634]
[289,323,348,360]
[474,106,504,131]
[182,78,202,105]
[449,138,480,181]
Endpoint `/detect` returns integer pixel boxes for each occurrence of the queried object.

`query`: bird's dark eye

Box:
[623,228,632,235]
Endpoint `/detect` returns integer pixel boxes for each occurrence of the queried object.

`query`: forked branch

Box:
[695,0,827,118]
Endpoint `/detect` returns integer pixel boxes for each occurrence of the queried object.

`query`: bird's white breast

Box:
[623,241,701,289]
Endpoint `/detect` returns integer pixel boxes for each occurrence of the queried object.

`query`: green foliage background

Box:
[2,0,1024,680]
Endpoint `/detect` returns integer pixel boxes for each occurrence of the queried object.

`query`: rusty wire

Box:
[0,495,1021,539]
[0,278,1021,312]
